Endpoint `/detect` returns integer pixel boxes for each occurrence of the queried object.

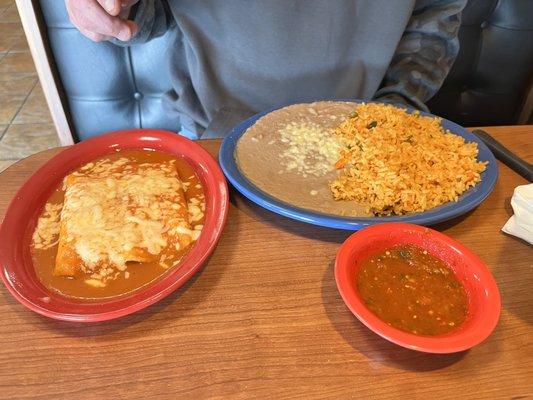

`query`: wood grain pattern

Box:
[0,126,531,400]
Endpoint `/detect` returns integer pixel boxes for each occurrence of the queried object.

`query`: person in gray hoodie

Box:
[66,0,467,138]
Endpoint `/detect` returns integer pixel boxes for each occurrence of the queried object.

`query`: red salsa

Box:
[357,244,468,335]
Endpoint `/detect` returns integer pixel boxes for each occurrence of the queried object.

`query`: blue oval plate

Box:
[219,101,498,230]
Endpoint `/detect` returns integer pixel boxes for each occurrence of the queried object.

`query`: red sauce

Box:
[357,244,468,335]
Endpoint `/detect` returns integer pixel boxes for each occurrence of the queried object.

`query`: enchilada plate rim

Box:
[0,129,229,322]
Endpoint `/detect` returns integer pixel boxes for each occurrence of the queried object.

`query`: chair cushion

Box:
[428,0,533,126]
[39,0,181,140]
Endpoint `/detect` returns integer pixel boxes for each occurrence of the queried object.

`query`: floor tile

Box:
[0,20,21,33]
[0,93,26,124]
[0,75,37,95]
[0,75,36,124]
[8,32,29,52]
[0,159,16,172]
[0,123,59,159]
[0,4,20,23]
[0,22,22,52]
[0,0,13,14]
[13,83,52,124]
[0,51,36,80]
[0,2,57,162]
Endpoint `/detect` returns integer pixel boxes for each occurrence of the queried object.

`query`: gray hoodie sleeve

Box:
[112,0,174,46]
[373,0,467,111]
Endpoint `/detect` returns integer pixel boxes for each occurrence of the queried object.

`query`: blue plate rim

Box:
[219,100,499,230]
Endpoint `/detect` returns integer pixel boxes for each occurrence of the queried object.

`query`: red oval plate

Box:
[335,223,501,353]
[0,129,228,322]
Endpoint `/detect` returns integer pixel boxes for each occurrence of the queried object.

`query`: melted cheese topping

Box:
[56,157,196,282]
[32,203,62,250]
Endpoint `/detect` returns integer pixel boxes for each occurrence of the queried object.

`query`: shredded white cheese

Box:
[32,202,62,249]
[278,122,343,177]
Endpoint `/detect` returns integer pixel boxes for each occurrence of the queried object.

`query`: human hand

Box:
[65,0,139,42]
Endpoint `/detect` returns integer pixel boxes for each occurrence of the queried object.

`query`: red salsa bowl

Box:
[0,129,228,322]
[334,222,501,353]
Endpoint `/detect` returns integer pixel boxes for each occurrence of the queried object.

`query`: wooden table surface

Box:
[0,126,531,399]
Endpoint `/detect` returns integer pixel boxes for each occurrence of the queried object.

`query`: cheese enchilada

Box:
[31,150,205,298]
